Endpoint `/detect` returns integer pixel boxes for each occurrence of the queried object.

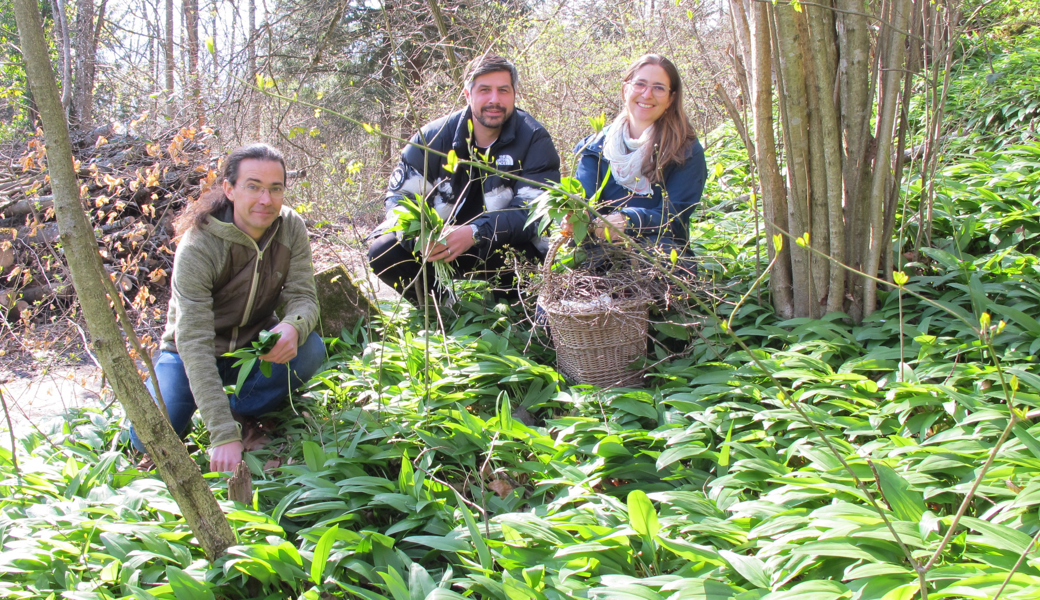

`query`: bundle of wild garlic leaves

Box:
[387,195,457,303]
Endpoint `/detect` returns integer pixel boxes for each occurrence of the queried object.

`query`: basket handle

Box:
[541,234,569,279]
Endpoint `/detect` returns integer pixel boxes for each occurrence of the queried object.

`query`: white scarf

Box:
[602,115,653,196]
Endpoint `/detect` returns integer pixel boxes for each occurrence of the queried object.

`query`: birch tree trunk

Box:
[13,0,236,562]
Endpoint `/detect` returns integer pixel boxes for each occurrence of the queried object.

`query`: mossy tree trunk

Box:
[13,0,236,562]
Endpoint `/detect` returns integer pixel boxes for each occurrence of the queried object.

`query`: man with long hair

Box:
[131,143,323,472]
[368,54,561,305]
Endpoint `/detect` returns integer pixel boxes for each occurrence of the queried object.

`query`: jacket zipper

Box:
[236,220,281,348]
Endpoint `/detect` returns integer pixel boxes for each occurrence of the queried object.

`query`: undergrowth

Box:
[4,36,1040,600]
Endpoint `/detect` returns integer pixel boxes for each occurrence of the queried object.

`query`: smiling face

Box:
[464,70,516,138]
[222,159,286,241]
[623,64,675,136]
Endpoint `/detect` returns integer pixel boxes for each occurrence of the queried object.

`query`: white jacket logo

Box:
[496,155,514,167]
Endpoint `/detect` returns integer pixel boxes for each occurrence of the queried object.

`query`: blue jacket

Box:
[574,128,706,246]
[382,107,561,256]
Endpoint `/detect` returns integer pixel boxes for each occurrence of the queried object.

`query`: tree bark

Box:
[70,0,103,129]
[13,0,236,562]
[806,0,845,315]
[732,0,919,321]
[860,0,910,317]
[246,0,257,79]
[184,0,202,126]
[772,4,815,317]
[49,0,73,113]
[426,0,460,86]
[749,0,792,318]
[164,0,176,117]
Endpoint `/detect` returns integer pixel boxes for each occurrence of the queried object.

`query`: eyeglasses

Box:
[240,182,285,199]
[627,79,671,98]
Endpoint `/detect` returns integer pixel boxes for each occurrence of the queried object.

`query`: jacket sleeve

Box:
[473,127,561,249]
[170,231,241,447]
[383,129,439,216]
[573,134,605,202]
[278,211,320,343]
[618,141,707,245]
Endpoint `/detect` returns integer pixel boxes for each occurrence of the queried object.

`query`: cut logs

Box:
[0,126,218,336]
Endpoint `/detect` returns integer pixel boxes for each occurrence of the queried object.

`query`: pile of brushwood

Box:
[0,125,217,347]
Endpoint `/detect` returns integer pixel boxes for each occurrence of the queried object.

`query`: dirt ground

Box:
[0,234,396,439]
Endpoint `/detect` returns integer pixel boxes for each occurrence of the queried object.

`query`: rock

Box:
[314,264,377,338]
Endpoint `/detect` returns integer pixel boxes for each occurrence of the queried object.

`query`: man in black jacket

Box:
[368,55,561,304]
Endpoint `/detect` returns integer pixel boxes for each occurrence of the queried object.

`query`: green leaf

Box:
[452,488,493,571]
[719,549,770,589]
[398,452,415,495]
[873,463,925,522]
[401,535,470,552]
[377,567,411,600]
[311,525,339,584]
[445,149,459,173]
[233,357,255,397]
[167,566,215,600]
[302,441,326,472]
[1013,424,1040,459]
[960,516,1035,553]
[719,420,735,467]
[656,445,709,470]
[627,490,660,538]
[255,329,282,353]
[408,563,436,600]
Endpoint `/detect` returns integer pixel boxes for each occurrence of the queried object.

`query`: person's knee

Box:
[292,332,325,384]
[367,233,399,274]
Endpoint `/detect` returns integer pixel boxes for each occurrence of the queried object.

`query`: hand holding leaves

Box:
[224,329,281,397]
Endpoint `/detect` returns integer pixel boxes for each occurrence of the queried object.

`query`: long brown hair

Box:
[173,144,286,237]
[622,54,698,184]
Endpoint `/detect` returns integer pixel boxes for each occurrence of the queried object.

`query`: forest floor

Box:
[0,233,395,438]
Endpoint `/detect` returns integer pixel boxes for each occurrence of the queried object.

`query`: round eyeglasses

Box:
[627,80,671,98]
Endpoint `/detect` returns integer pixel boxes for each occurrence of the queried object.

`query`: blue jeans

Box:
[130,332,325,453]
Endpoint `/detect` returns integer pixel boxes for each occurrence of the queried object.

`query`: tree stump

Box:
[227,461,253,504]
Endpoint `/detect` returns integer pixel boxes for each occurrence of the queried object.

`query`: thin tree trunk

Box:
[861,0,910,317]
[210,3,218,88]
[71,0,100,129]
[750,0,793,318]
[165,0,175,118]
[806,0,845,315]
[772,3,814,317]
[12,0,236,562]
[184,0,202,127]
[835,0,875,321]
[246,0,256,79]
[728,0,753,83]
[49,0,73,114]
[426,0,460,85]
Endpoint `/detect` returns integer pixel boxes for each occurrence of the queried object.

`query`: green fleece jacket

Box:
[160,204,319,446]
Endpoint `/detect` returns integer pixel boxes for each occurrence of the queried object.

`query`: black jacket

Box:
[382,107,561,256]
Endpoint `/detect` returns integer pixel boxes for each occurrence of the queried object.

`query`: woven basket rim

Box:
[539,296,650,317]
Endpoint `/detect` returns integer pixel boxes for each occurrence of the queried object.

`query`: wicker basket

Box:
[539,237,650,388]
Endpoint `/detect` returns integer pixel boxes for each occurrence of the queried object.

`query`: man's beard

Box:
[474,105,512,130]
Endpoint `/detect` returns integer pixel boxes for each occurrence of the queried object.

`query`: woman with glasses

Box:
[564,54,706,253]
